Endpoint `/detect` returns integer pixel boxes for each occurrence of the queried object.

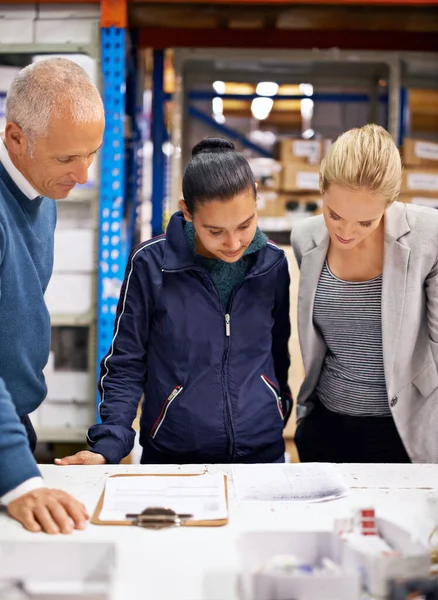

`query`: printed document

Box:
[233,463,348,502]
[99,472,227,521]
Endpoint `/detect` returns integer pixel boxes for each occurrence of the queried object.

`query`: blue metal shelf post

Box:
[96,24,127,422]
[399,87,409,147]
[151,49,166,236]
[125,29,143,253]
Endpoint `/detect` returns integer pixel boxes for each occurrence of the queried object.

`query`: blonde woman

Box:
[291,124,438,463]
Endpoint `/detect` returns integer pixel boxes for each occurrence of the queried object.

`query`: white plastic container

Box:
[340,517,430,597]
[0,541,115,599]
[45,273,93,315]
[238,519,430,600]
[238,531,361,600]
[53,229,94,273]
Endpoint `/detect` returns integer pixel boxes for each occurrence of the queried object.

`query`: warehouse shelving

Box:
[153,47,438,221]
[0,6,108,443]
[0,1,144,440]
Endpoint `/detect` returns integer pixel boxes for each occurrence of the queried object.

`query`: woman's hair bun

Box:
[192,137,235,157]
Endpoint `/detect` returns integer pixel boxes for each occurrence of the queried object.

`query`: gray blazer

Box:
[291,201,438,463]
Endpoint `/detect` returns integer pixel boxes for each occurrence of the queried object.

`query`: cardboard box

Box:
[282,163,320,192]
[257,191,288,217]
[257,192,321,218]
[277,139,322,165]
[403,138,438,168]
[249,158,282,190]
[277,138,331,165]
[401,168,438,195]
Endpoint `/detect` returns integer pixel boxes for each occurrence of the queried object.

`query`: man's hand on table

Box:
[55,451,107,466]
[7,488,89,534]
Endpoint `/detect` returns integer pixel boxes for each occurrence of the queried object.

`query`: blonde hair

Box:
[320,124,402,205]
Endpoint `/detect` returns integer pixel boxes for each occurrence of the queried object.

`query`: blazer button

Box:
[390,396,398,408]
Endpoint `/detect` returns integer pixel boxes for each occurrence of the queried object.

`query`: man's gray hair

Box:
[6,57,104,144]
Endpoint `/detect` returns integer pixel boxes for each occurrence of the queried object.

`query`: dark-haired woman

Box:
[57,138,292,466]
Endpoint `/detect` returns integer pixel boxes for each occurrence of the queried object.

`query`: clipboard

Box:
[91,473,229,528]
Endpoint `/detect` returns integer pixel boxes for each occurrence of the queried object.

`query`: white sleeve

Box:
[0,476,46,506]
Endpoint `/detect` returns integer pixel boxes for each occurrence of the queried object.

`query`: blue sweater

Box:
[0,162,56,496]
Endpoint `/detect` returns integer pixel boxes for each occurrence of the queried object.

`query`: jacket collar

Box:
[162,211,197,271]
[162,211,282,274]
[384,200,411,241]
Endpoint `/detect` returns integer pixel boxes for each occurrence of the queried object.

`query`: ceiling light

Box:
[212,96,223,115]
[299,83,314,97]
[251,97,274,120]
[256,82,279,97]
[302,129,315,139]
[213,81,226,94]
[301,98,314,120]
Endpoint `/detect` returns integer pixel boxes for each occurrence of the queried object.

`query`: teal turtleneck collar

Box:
[183,221,268,309]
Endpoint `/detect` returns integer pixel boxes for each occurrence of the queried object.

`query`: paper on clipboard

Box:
[98,472,228,522]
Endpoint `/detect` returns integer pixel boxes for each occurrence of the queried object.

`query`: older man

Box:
[0,57,105,533]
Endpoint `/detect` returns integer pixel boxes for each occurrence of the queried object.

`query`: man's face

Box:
[6,113,104,199]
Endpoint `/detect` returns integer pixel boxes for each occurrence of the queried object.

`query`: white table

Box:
[1,463,438,600]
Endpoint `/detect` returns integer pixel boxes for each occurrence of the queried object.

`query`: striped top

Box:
[313,262,390,417]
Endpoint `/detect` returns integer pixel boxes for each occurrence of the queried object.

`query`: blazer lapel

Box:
[382,202,411,385]
[298,225,329,375]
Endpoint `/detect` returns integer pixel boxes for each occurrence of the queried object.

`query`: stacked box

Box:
[400,139,438,209]
[282,163,320,193]
[252,138,329,224]
[403,138,438,169]
[248,158,282,191]
[276,139,330,165]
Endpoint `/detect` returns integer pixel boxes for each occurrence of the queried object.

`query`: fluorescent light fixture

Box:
[212,96,223,115]
[256,82,279,97]
[300,98,314,120]
[213,80,226,94]
[302,128,315,139]
[299,83,314,97]
[251,97,274,120]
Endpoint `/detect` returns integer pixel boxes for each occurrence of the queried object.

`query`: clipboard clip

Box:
[126,507,193,530]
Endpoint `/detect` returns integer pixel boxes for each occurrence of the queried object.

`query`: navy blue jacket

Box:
[88,211,292,464]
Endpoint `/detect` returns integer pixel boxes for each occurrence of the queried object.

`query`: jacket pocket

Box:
[412,362,438,399]
[261,375,284,421]
[150,385,183,439]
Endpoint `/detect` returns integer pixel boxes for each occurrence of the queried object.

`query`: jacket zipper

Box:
[261,375,284,420]
[150,385,183,439]
[163,265,236,459]
[222,312,234,460]
[161,262,284,460]
[221,259,285,458]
